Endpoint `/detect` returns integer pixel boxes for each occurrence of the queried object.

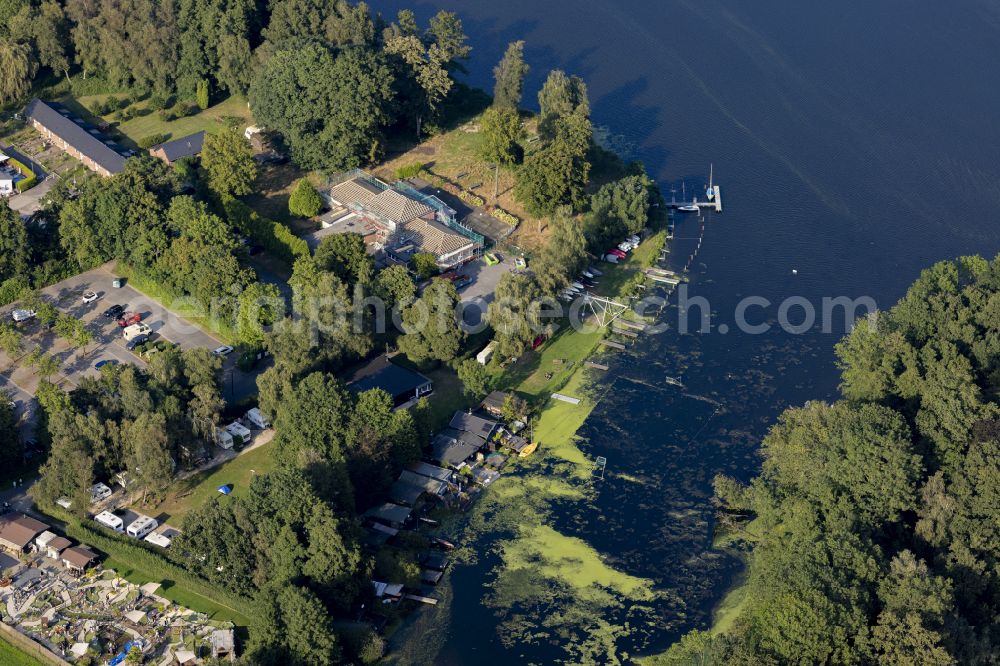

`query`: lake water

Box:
[378,0,1000,662]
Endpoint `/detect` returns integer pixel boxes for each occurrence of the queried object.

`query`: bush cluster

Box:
[223,197,309,267]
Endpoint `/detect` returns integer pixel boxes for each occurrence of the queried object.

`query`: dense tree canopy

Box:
[515,73,592,216]
[666,255,1000,666]
[250,43,394,171]
[202,128,257,197]
[398,277,465,364]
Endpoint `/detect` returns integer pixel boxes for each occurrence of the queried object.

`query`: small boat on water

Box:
[678,204,699,212]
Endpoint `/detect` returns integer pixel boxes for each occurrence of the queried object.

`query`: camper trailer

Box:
[215,428,234,450]
[225,422,252,447]
[90,483,113,504]
[94,511,124,532]
[144,531,173,548]
[244,408,270,430]
[476,341,496,365]
[126,515,158,539]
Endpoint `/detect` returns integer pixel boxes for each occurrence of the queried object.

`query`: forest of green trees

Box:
[0,1,678,663]
[664,255,1000,665]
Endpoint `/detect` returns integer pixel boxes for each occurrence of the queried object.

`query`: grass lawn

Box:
[0,640,46,666]
[101,555,254,627]
[68,94,253,149]
[145,441,276,524]
[423,367,468,430]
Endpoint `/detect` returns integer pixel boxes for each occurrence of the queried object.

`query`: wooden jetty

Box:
[645,273,681,285]
[611,326,639,338]
[585,361,609,370]
[552,393,581,405]
[617,320,647,331]
[599,339,626,350]
[646,267,681,278]
[665,184,722,213]
[403,594,438,605]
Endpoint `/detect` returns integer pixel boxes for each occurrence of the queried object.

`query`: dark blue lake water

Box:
[377,0,1000,662]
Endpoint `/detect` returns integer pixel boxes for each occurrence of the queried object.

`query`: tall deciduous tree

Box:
[124,412,174,503]
[538,69,590,140]
[398,278,465,364]
[0,201,29,281]
[202,128,257,197]
[0,40,35,104]
[384,34,451,138]
[493,40,529,109]
[314,233,373,287]
[515,108,592,216]
[487,272,547,359]
[479,106,524,166]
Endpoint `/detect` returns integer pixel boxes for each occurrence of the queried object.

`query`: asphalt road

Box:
[456,255,514,327]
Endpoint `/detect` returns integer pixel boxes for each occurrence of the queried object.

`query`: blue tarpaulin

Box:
[109,640,136,666]
[218,484,233,495]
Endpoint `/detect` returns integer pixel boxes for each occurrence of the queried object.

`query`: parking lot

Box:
[0,263,242,399]
[454,254,516,326]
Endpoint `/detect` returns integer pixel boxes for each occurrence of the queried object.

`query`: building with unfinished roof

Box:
[326,170,482,269]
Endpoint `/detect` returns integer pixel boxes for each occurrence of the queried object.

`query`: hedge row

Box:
[9,157,37,192]
[60,515,259,624]
[222,197,309,267]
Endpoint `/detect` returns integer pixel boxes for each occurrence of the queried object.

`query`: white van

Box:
[126,515,158,539]
[244,408,270,430]
[95,511,124,532]
[122,323,151,341]
[90,482,113,504]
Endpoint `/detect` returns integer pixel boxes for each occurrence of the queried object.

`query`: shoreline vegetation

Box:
[649,255,1000,665]
[2,2,683,663]
[389,225,671,665]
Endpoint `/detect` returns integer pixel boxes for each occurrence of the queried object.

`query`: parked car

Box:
[515,257,527,269]
[213,345,234,356]
[125,334,149,351]
[122,323,151,341]
[82,290,99,304]
[608,248,627,259]
[117,312,141,328]
[11,309,36,322]
[94,359,118,370]
[484,252,500,265]
[103,304,125,319]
